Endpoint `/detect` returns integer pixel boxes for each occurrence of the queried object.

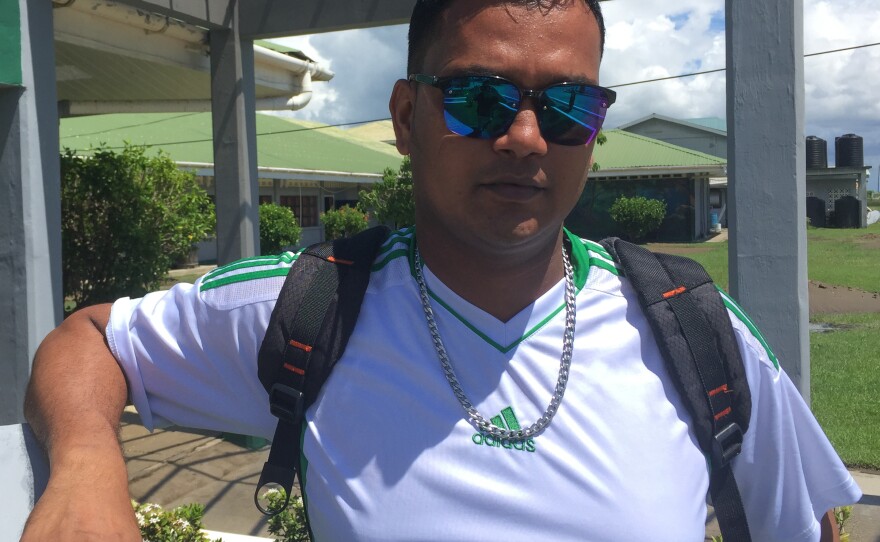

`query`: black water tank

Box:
[806,136,827,169]
[835,134,864,168]
[806,196,826,227]
[834,195,861,228]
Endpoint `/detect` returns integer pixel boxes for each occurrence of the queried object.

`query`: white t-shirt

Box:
[107,228,861,541]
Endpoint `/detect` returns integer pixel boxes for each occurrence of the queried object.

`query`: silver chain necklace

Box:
[413,242,576,441]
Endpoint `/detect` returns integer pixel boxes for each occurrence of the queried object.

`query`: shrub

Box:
[260,203,302,254]
[358,156,415,229]
[609,195,667,242]
[61,145,214,313]
[263,489,310,542]
[320,205,369,240]
[132,500,221,542]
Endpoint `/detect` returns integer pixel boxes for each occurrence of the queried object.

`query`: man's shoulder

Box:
[191,227,415,310]
[193,251,302,311]
[369,227,415,274]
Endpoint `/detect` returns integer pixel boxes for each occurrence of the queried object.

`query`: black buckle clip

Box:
[269,384,304,424]
[711,422,743,468]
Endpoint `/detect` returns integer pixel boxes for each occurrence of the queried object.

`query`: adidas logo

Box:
[470,406,536,452]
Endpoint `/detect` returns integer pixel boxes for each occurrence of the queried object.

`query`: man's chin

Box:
[478,219,562,252]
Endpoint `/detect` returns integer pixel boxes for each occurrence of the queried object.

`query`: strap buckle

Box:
[269,384,304,424]
[711,422,743,468]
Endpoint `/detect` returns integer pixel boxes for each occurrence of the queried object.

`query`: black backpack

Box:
[254,225,753,541]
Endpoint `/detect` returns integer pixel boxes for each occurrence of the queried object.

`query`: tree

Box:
[609,195,667,243]
[61,144,215,313]
[357,156,415,229]
[591,130,607,172]
[320,205,369,240]
[259,203,302,254]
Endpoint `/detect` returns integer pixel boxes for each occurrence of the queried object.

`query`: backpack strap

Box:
[254,225,390,515]
[599,237,753,542]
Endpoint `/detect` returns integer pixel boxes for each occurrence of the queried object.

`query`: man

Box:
[23,1,860,540]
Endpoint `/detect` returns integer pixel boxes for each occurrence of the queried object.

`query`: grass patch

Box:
[645,221,880,293]
[644,241,729,289]
[646,226,880,469]
[806,222,880,293]
[160,271,205,288]
[810,312,880,469]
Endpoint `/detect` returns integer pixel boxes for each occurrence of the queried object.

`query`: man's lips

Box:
[480,181,544,201]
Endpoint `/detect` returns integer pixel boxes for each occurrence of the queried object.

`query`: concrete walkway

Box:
[122,412,879,541]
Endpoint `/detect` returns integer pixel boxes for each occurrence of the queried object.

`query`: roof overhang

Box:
[618,113,728,138]
[113,0,417,38]
[590,164,728,180]
[177,161,383,184]
[53,1,334,116]
[805,166,872,181]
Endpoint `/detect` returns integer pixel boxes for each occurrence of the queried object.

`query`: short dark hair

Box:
[407,0,606,74]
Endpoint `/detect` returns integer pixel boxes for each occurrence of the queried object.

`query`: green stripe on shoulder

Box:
[203,252,299,283]
[200,267,291,292]
[717,287,780,371]
[376,227,414,257]
[200,251,300,292]
[589,256,620,276]
[581,238,613,260]
[371,248,409,272]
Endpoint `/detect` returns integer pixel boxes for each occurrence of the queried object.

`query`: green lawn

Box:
[810,313,880,470]
[648,224,880,469]
[161,271,205,289]
[647,221,880,293]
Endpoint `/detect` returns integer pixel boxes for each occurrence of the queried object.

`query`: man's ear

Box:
[389,79,415,156]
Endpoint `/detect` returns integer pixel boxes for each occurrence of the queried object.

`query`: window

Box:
[280,195,319,227]
[259,195,273,205]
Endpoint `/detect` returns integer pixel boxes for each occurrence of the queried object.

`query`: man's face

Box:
[391,0,602,257]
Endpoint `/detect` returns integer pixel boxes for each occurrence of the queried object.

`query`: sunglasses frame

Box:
[407,73,617,145]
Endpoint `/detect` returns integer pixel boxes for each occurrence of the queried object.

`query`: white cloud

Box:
[270,25,408,126]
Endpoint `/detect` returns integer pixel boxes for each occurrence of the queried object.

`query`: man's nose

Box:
[493,103,548,158]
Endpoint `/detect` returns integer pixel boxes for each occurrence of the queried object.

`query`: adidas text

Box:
[471,432,536,452]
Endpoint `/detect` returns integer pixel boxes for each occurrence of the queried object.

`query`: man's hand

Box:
[22,304,137,541]
[21,445,141,541]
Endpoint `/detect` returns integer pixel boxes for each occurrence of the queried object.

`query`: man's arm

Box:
[21,303,141,541]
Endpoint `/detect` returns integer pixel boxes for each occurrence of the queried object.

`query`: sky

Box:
[270,0,880,191]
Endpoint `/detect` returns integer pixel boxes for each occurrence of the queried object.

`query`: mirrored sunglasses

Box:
[408,74,616,146]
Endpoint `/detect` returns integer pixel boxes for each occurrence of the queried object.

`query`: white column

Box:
[0,0,62,424]
[210,3,260,264]
[726,0,809,400]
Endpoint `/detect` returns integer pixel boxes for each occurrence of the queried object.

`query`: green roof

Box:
[346,120,397,145]
[60,112,404,175]
[592,129,727,170]
[254,40,313,62]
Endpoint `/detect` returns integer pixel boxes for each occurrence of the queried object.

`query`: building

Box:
[566,130,727,242]
[621,114,872,229]
[619,114,728,160]
[61,112,406,256]
[348,121,730,242]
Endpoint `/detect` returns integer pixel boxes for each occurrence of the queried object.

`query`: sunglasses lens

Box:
[440,77,519,139]
[539,85,611,146]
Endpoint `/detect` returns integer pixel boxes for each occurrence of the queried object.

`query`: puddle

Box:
[809,322,855,333]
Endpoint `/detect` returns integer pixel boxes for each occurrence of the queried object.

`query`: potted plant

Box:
[835,505,853,542]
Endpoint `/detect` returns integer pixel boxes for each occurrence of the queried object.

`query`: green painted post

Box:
[0,0,22,86]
